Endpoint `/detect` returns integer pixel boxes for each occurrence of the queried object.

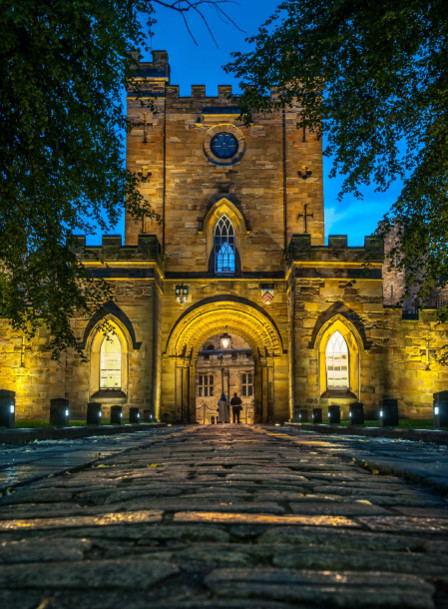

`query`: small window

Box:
[198,374,214,397]
[214,215,235,274]
[241,372,253,397]
[100,332,122,389]
[326,331,349,389]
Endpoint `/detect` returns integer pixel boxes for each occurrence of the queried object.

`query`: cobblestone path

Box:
[0,425,447,609]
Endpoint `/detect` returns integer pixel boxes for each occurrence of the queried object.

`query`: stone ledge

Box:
[285,422,448,445]
[0,423,167,445]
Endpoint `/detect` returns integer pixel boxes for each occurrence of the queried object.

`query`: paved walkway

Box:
[0,425,447,608]
[0,428,173,491]
[279,427,448,494]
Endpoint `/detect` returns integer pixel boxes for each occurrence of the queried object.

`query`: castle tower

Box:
[126,50,325,276]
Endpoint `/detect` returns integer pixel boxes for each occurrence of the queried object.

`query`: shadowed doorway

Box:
[195,333,255,424]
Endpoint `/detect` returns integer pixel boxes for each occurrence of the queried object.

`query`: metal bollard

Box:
[110,405,123,425]
[433,392,448,428]
[328,404,340,424]
[379,398,399,427]
[298,408,309,422]
[86,402,102,425]
[312,408,322,424]
[50,398,70,426]
[0,390,15,429]
[349,402,364,425]
[129,407,140,424]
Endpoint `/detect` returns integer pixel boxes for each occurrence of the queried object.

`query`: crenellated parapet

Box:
[286,234,384,281]
[74,235,164,281]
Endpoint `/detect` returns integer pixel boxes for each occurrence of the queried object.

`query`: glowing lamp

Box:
[435,406,439,415]
[220,332,231,349]
[10,405,14,414]
[380,410,384,418]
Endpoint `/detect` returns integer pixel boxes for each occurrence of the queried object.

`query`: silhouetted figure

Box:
[217,393,230,423]
[230,392,243,424]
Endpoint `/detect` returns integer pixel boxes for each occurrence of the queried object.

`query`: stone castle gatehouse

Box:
[1,51,447,423]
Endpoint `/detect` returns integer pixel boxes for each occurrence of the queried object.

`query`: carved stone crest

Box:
[260,284,275,304]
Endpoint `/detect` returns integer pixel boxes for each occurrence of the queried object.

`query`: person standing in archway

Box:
[230,392,243,424]
[217,393,230,423]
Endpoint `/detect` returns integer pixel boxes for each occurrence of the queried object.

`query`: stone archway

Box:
[161,297,286,424]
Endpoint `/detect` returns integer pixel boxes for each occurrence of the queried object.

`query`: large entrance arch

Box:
[160,296,288,423]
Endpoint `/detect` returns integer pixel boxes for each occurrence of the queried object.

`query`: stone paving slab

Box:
[205,568,435,608]
[0,423,167,444]
[276,426,448,494]
[1,425,448,608]
[286,422,448,445]
[0,427,174,490]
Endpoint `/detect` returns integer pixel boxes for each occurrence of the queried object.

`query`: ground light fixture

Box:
[379,398,399,427]
[312,408,322,423]
[349,402,364,425]
[110,405,123,425]
[298,408,308,422]
[0,390,16,429]
[433,391,448,428]
[328,405,341,424]
[86,402,102,425]
[129,407,140,423]
[50,398,70,426]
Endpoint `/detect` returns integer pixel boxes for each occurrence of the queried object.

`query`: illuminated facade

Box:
[1,51,447,422]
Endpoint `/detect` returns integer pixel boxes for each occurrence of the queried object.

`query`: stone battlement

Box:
[73,234,163,265]
[129,51,281,103]
[132,50,170,81]
[287,234,384,264]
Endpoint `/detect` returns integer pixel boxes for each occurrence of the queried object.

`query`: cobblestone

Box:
[0,425,447,608]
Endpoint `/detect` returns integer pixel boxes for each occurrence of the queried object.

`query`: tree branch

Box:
[151,0,244,46]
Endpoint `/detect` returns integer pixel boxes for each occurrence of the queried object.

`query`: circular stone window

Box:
[210,132,238,159]
[204,124,245,166]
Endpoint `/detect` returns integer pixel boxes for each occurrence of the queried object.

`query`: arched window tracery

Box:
[214,215,235,274]
[99,331,122,390]
[325,330,349,389]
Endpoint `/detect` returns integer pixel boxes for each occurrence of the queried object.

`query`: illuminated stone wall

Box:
[0,322,64,419]
[125,52,325,273]
[2,51,448,423]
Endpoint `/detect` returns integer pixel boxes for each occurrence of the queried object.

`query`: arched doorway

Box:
[161,296,288,424]
[195,333,255,424]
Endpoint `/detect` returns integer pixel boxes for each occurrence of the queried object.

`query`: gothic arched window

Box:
[214,215,235,274]
[100,332,122,389]
[325,330,349,389]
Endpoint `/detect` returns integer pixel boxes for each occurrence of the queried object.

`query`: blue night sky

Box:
[111,1,402,246]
